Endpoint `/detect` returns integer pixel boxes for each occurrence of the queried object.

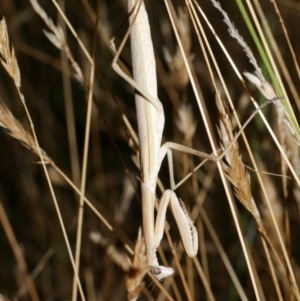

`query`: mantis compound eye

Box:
[150,265,174,280]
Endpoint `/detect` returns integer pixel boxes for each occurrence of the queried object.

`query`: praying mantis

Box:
[111,0,272,280]
[112,0,203,280]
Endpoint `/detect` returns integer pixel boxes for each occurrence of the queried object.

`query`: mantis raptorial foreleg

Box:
[154,189,198,257]
[111,0,272,280]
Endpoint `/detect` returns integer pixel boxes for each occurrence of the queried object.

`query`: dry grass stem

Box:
[0,201,40,301]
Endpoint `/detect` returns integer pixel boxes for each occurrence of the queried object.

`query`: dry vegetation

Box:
[0,0,300,300]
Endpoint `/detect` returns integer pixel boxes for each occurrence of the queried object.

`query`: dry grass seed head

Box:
[216,94,265,235]
[0,102,50,162]
[29,0,84,84]
[0,18,20,88]
[125,228,148,301]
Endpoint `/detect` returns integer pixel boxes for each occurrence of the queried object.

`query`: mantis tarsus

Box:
[111,0,273,280]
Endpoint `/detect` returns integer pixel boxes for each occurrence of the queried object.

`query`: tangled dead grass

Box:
[0,0,300,300]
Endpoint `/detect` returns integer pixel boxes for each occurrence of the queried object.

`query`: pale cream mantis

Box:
[111,0,274,280]
[111,0,200,279]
